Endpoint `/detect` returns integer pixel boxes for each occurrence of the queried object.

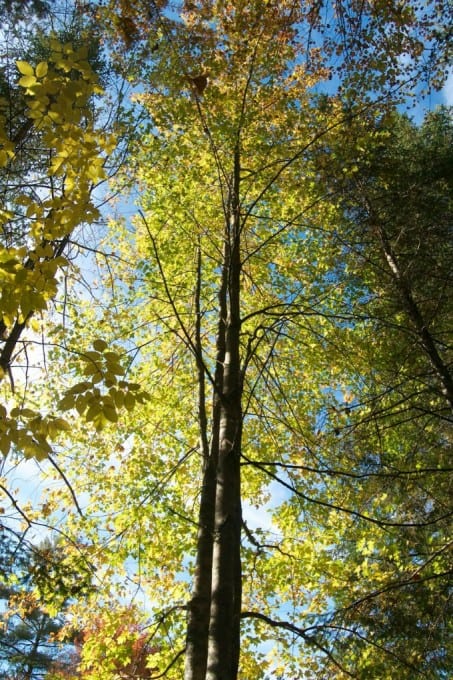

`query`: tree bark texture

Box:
[185,149,243,680]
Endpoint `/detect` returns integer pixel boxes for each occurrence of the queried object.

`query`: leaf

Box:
[123,393,136,411]
[0,436,11,456]
[93,339,108,352]
[16,60,34,76]
[35,61,48,78]
[58,394,75,411]
[66,381,93,396]
[51,417,72,432]
[85,403,102,423]
[103,405,118,423]
[19,75,38,88]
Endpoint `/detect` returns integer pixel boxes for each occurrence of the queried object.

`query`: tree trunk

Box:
[206,148,243,680]
[206,390,242,680]
[186,148,243,680]
[377,225,453,414]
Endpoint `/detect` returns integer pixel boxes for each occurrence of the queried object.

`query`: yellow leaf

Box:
[64,175,74,191]
[86,403,102,422]
[111,389,124,408]
[0,149,13,166]
[16,60,34,76]
[47,110,62,123]
[27,109,44,120]
[35,61,48,78]
[19,75,37,88]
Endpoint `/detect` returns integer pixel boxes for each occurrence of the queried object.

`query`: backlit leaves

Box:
[0,43,111,339]
[0,39,119,458]
[0,403,70,460]
[1,3,451,679]
[58,342,149,430]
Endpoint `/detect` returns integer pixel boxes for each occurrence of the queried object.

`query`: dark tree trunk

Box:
[377,225,453,414]
[186,148,243,680]
[207,148,243,680]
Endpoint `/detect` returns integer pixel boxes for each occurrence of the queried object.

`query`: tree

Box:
[1,2,452,680]
[48,605,160,680]
[0,532,85,679]
[307,107,453,678]
[317,106,453,414]
[0,8,119,458]
[0,0,49,22]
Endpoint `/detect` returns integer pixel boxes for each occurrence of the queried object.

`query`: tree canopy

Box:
[0,2,452,679]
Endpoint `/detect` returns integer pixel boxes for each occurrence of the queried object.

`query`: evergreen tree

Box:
[0,533,77,680]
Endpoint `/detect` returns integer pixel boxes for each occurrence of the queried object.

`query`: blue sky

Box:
[442,69,453,105]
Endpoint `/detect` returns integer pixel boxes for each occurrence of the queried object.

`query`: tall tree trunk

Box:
[185,241,229,680]
[187,146,244,680]
[206,380,242,680]
[185,453,219,680]
[206,148,243,680]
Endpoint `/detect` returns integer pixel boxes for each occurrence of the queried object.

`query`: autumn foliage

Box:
[1,1,452,679]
